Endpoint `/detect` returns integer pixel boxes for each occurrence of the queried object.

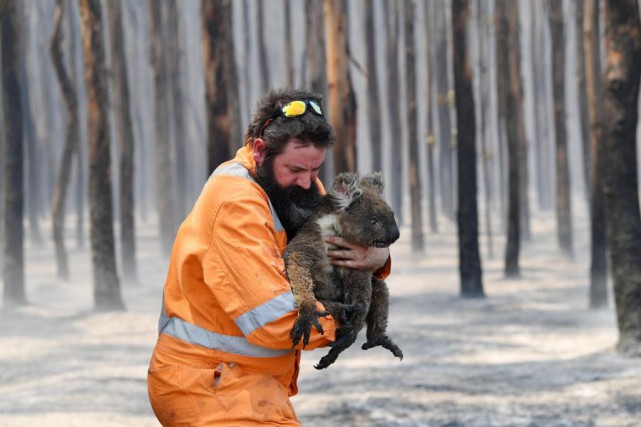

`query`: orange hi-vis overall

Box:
[147,145,337,426]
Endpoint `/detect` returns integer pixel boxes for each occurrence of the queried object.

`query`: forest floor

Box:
[1,206,640,427]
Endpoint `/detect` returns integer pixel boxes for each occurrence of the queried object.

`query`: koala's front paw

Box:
[291,305,329,349]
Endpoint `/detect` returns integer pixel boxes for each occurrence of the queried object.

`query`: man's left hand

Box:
[325,236,389,272]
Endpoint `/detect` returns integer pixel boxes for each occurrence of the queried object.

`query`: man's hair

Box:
[245,88,336,157]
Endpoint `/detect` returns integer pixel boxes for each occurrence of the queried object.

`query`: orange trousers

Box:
[147,335,301,426]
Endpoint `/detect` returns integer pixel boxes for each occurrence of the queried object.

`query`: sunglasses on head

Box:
[258,100,324,138]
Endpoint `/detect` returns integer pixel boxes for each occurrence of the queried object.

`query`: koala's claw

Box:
[291,310,329,349]
[362,335,404,360]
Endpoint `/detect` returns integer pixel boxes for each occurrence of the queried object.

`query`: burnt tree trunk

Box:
[497,0,524,277]
[382,0,403,221]
[2,0,27,306]
[602,0,641,355]
[576,0,591,197]
[108,0,137,284]
[79,0,124,311]
[425,0,438,234]
[284,0,294,86]
[405,0,423,253]
[257,0,270,92]
[365,0,382,172]
[584,0,608,309]
[453,0,483,297]
[323,0,357,174]
[149,0,176,257]
[50,0,79,281]
[549,0,574,258]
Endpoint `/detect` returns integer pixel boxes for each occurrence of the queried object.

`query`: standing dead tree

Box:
[424,0,438,234]
[2,0,27,306]
[452,0,483,297]
[549,0,574,258]
[323,0,357,174]
[79,0,124,311]
[602,0,641,355]
[108,0,137,284]
[364,0,382,173]
[50,0,79,281]
[584,0,607,309]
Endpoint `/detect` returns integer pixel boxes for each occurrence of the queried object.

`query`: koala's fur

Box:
[283,172,403,369]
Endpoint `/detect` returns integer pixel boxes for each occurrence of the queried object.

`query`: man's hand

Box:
[325,236,389,272]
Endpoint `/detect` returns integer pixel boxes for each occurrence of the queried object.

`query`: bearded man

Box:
[147,89,391,426]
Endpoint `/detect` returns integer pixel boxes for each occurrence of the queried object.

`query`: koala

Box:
[283,172,403,369]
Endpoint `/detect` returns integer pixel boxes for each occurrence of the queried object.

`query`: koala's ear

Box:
[360,172,384,195]
[331,172,362,210]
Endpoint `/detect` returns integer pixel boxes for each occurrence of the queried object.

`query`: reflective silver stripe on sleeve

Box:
[234,291,296,336]
[159,308,292,358]
[211,162,284,232]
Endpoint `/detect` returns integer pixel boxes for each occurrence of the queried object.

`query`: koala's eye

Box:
[370,218,378,225]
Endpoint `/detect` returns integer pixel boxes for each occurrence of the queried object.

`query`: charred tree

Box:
[149,0,176,257]
[405,0,424,252]
[284,0,294,85]
[257,0,270,92]
[584,0,607,309]
[50,0,79,281]
[323,0,357,173]
[79,0,124,311]
[576,0,591,197]
[602,0,641,355]
[108,0,137,284]
[452,0,483,297]
[2,0,27,306]
[202,0,233,173]
[424,0,438,233]
[382,0,403,221]
[365,0,383,172]
[549,0,574,258]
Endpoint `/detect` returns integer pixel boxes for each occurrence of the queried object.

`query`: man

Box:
[147,89,391,426]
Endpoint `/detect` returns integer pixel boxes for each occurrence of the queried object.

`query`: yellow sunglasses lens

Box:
[282,101,307,117]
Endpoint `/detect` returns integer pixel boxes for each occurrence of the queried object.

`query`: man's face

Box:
[254,139,326,239]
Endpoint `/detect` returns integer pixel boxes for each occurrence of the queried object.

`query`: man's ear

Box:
[252,138,267,166]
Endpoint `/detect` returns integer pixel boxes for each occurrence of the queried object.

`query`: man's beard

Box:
[255,157,323,240]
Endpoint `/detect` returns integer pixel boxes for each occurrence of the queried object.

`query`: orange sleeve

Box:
[205,192,336,351]
[373,255,392,280]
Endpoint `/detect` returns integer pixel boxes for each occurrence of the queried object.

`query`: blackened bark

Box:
[79,0,124,311]
[576,0,591,196]
[382,0,403,222]
[257,0,270,92]
[405,0,423,253]
[284,0,294,85]
[584,0,608,309]
[365,0,382,172]
[425,0,438,234]
[452,0,483,297]
[202,0,233,173]
[549,0,574,258]
[149,0,176,257]
[108,0,137,284]
[50,0,79,281]
[602,0,641,355]
[2,0,26,306]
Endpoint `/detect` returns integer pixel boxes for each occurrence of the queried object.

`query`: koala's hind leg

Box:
[361,278,403,360]
[314,326,359,370]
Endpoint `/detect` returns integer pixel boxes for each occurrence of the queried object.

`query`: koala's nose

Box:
[389,223,400,243]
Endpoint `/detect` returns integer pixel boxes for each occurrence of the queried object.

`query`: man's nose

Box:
[296,174,312,190]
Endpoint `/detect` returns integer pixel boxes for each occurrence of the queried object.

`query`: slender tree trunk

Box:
[79,0,124,311]
[584,0,608,309]
[549,0,574,258]
[576,0,591,199]
[2,0,27,306]
[108,0,137,284]
[382,0,403,221]
[365,0,382,173]
[284,0,294,86]
[602,0,641,355]
[436,0,455,222]
[323,0,357,174]
[202,0,233,174]
[257,0,270,92]
[453,0,483,297]
[405,0,423,253]
[425,0,438,234]
[149,0,176,257]
[51,0,79,281]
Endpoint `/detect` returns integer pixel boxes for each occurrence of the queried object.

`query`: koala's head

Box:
[330,172,400,248]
